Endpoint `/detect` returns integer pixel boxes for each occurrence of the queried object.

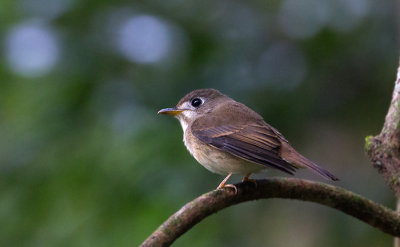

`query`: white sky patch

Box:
[116,15,173,64]
[4,20,59,77]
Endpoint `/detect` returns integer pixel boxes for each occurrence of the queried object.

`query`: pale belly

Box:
[183,130,265,175]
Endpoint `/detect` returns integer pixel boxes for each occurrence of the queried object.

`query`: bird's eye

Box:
[191,98,202,107]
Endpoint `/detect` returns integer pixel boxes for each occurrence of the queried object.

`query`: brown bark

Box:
[141,178,400,247]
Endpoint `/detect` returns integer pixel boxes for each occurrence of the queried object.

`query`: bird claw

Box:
[217,183,238,194]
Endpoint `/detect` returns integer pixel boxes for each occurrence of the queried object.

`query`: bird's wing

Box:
[191,121,297,175]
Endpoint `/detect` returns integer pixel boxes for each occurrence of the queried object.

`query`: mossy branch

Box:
[366,59,400,196]
[141,178,400,247]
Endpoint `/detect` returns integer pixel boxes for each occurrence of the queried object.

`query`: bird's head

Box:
[158,88,228,131]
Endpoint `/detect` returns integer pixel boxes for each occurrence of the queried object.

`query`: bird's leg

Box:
[217,173,237,194]
[217,173,233,188]
[242,173,257,187]
[242,173,251,182]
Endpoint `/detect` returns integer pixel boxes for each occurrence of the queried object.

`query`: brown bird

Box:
[158,89,338,191]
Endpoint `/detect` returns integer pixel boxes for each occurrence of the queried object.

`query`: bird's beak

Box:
[158,108,185,116]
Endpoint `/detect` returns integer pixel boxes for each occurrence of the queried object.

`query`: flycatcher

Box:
[158,88,338,190]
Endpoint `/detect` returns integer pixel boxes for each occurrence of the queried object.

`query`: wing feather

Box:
[192,123,297,174]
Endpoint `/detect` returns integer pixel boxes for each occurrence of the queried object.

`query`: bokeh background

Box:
[1,0,399,246]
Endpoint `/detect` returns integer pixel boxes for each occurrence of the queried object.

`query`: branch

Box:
[366,58,400,196]
[141,178,400,247]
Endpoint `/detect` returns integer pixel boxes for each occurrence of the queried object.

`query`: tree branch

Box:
[141,178,400,247]
[366,59,400,196]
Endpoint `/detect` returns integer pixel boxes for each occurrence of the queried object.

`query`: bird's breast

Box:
[183,128,265,175]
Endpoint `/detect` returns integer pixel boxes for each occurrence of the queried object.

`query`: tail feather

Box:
[293,153,339,181]
[281,143,339,181]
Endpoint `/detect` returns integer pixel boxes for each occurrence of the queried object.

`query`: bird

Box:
[158,88,338,191]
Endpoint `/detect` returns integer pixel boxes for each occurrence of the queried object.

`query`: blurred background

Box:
[1,0,399,246]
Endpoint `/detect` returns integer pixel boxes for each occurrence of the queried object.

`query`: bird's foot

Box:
[242,174,257,188]
[217,183,238,194]
[216,173,237,194]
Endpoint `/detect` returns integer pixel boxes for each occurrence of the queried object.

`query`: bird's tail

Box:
[281,143,339,181]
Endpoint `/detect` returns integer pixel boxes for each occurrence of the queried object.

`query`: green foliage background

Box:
[0,0,398,246]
